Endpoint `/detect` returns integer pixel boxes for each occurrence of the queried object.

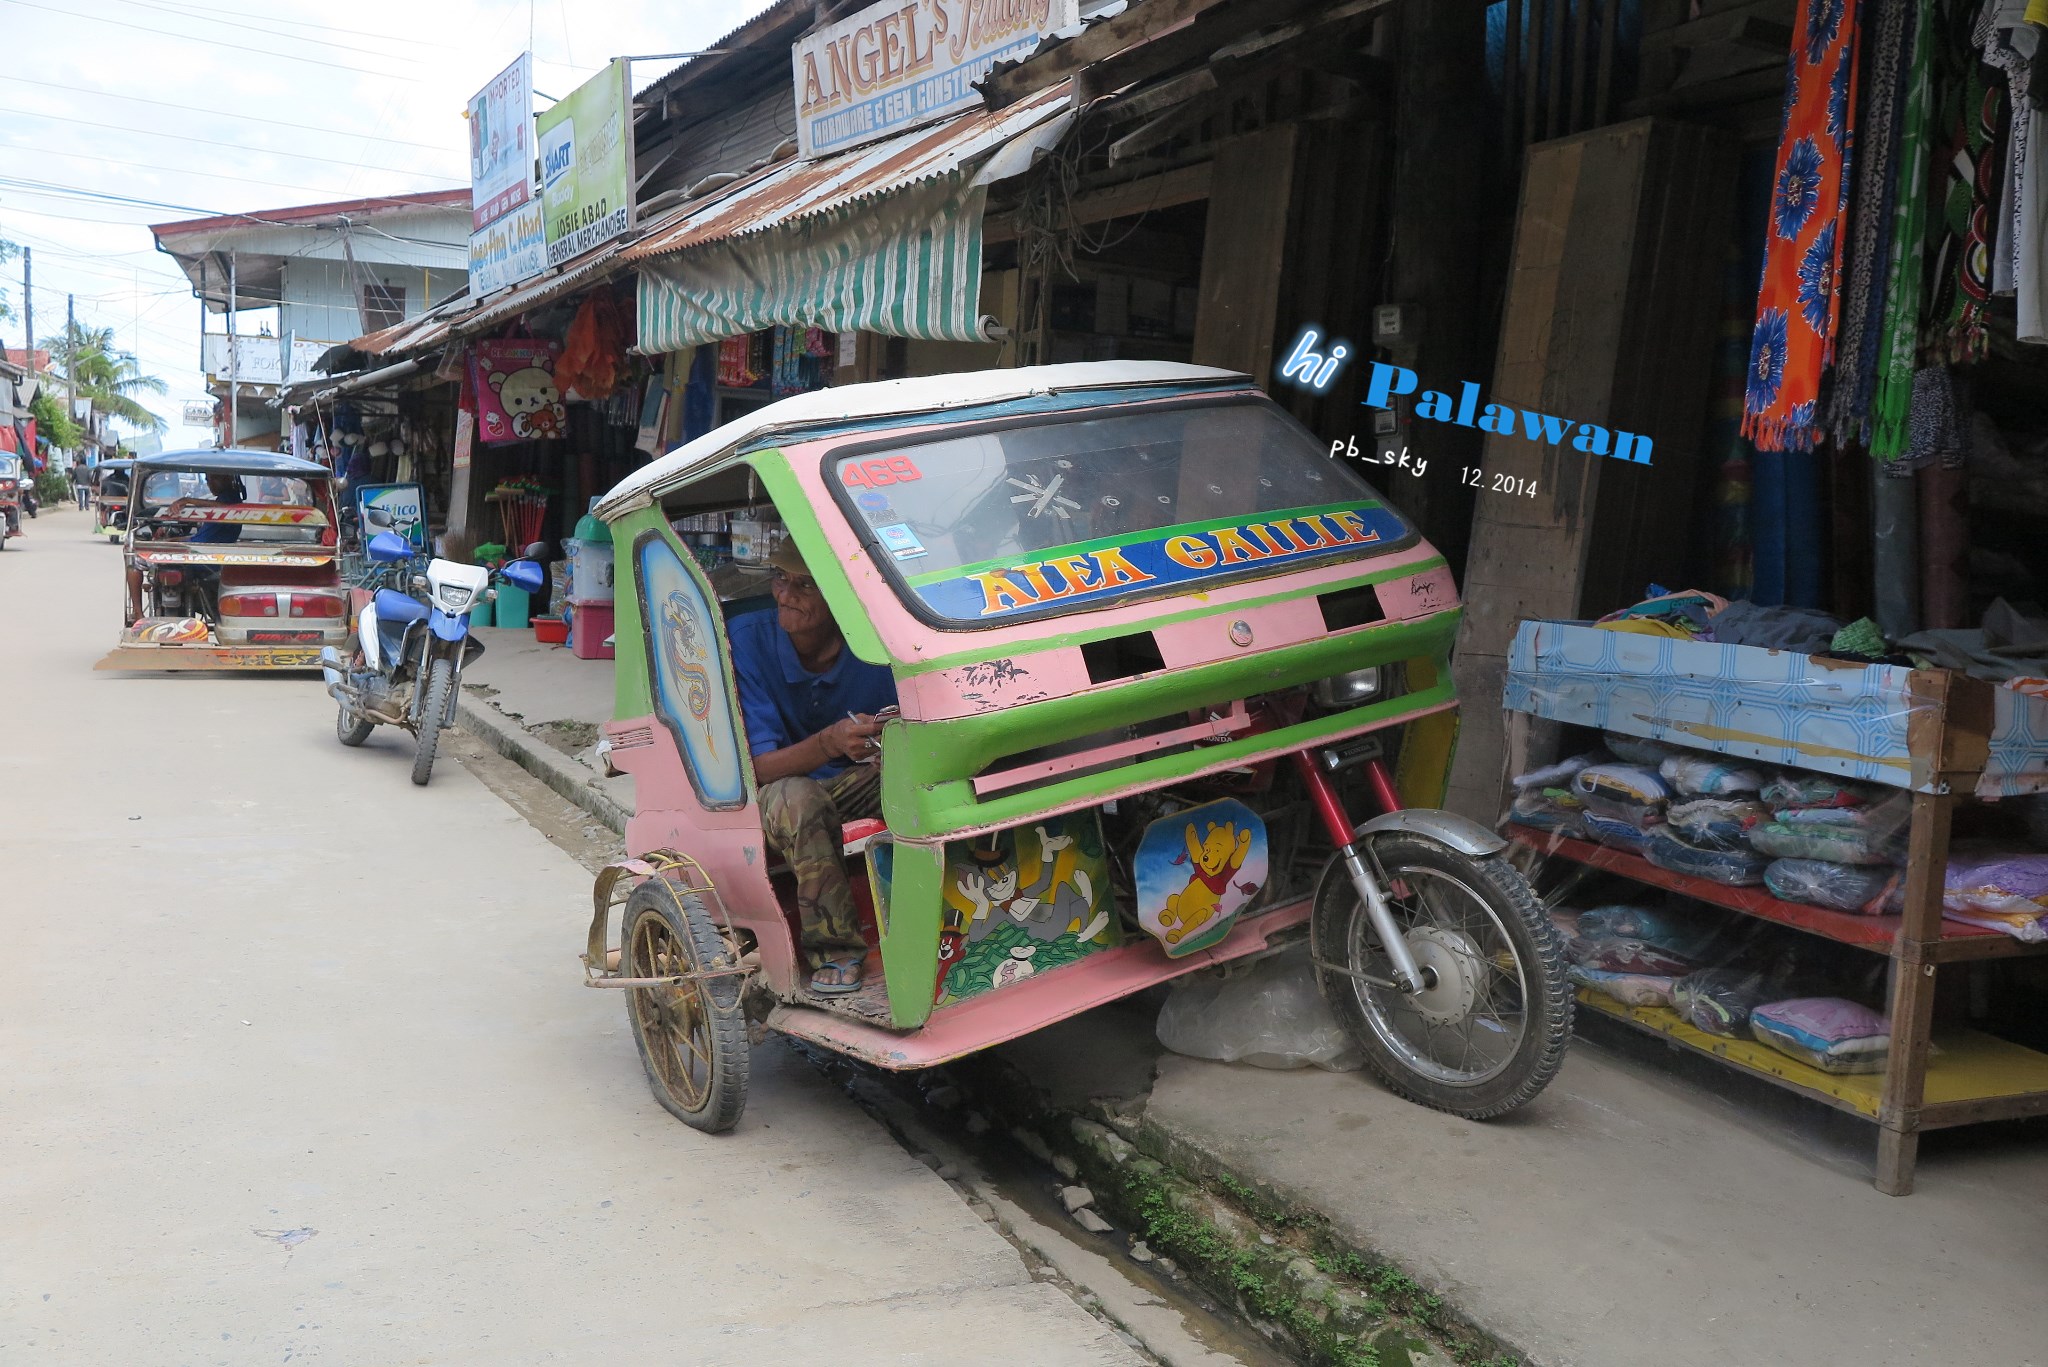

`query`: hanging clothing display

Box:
[1744,0,1865,454]
[1927,6,2005,363]
[1977,2,2048,342]
[1872,0,1938,458]
[1829,0,1916,446]
[556,291,629,399]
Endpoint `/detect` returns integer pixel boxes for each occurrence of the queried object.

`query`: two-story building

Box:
[152,189,470,447]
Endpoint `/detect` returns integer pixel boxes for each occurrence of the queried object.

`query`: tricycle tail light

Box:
[219,593,279,618]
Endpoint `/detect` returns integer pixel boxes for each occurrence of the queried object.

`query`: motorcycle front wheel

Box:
[1312,833,1571,1119]
[410,656,453,786]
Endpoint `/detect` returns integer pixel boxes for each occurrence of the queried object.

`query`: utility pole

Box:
[21,247,31,375]
[66,293,77,448]
[227,251,239,449]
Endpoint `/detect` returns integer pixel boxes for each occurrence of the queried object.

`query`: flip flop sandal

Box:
[810,957,865,996]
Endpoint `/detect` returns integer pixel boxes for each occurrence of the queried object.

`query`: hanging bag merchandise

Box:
[469,336,567,444]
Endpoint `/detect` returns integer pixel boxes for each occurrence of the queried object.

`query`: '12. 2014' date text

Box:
[1463,468,1538,497]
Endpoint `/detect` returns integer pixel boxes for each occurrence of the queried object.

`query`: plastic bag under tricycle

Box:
[1155,945,1364,1072]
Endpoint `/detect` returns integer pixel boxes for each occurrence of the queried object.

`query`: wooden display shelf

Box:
[1506,825,2036,963]
[1575,990,2048,1126]
[1502,653,2048,1194]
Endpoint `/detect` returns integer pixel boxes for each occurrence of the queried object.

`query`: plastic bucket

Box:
[471,596,495,629]
[496,583,531,630]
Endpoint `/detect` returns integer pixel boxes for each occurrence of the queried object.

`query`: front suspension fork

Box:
[1289,750,1431,994]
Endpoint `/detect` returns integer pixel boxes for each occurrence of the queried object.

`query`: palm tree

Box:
[43,321,167,433]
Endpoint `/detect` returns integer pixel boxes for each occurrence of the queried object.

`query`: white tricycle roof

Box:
[594,361,1248,522]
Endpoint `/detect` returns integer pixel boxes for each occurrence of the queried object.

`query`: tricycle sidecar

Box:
[581,362,1568,1132]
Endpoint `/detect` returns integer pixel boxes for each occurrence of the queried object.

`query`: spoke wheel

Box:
[1313,833,1570,1119]
[621,880,749,1133]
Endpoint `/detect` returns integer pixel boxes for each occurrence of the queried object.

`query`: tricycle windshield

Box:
[0,456,21,479]
[828,397,1414,626]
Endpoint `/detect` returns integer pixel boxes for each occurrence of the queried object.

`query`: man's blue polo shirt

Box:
[728,610,896,781]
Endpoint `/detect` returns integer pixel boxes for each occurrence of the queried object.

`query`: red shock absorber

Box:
[1289,750,1359,848]
[1363,757,1404,815]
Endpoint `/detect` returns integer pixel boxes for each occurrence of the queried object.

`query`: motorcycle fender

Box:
[428,608,468,643]
[1355,809,1508,858]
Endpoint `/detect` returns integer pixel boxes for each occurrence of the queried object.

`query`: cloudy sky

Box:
[2,0,762,437]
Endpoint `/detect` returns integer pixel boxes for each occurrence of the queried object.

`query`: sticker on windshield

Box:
[876,523,928,560]
[910,502,1405,622]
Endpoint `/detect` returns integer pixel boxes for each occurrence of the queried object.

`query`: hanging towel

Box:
[1829,0,1916,447]
[1744,0,1865,454]
[1871,0,1938,459]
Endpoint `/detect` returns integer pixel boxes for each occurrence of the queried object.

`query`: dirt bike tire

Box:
[410,656,453,786]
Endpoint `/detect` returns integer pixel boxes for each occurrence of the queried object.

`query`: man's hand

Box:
[820,713,884,762]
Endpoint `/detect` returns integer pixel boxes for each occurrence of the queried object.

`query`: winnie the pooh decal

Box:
[1135,798,1270,958]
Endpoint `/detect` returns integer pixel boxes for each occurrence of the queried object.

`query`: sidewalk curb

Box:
[455,696,632,836]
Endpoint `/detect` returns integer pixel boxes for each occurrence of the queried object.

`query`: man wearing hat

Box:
[730,537,898,996]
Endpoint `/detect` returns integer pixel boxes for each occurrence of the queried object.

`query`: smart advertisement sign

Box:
[468,53,535,230]
[355,482,428,551]
[537,59,632,268]
[793,0,1078,158]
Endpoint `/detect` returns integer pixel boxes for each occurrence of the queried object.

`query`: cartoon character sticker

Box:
[1134,798,1269,958]
[488,364,567,440]
[935,816,1118,1007]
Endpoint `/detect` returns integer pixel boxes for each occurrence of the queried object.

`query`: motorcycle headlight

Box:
[438,585,474,609]
[1312,666,1385,708]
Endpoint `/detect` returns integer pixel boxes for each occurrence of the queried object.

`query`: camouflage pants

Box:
[759,764,882,971]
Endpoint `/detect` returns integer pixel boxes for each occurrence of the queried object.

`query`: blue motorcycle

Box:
[322,531,545,786]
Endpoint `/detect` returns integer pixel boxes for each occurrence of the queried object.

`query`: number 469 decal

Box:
[841,456,922,489]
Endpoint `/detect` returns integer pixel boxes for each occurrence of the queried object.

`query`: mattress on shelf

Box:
[1504,619,2048,799]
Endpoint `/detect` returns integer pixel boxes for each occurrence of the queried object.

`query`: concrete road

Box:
[0,506,1139,1366]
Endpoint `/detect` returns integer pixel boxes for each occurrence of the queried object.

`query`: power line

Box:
[9,145,462,203]
[1,0,424,82]
[0,176,467,231]
[99,0,434,65]
[8,108,462,180]
[0,75,453,151]
[106,0,449,58]
[131,0,450,48]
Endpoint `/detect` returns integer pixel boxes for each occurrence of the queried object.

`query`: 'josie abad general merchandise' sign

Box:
[537,60,632,268]
[793,0,1079,159]
[911,503,1406,622]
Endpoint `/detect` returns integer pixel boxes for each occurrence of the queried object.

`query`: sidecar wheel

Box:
[621,879,750,1133]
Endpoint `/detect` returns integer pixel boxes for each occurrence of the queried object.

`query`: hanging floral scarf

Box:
[1743,0,1865,454]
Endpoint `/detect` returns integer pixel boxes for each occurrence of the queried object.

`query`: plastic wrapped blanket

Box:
[1749,998,1890,1073]
[1511,751,1601,791]
[1759,773,1880,809]
[1670,969,1769,1036]
[1881,852,2048,942]
[1575,904,1716,955]
[1763,858,1892,912]
[1570,937,1699,976]
[1568,964,1679,1007]
[1747,821,1900,866]
[1510,788,1585,836]
[1572,764,1671,827]
[1644,827,1772,885]
[1582,812,1654,852]
[1660,755,1767,797]
[1667,798,1769,851]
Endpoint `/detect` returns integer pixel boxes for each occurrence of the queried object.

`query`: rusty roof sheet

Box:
[623,82,1071,262]
[349,239,631,355]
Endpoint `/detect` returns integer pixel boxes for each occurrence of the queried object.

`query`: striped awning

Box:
[633,85,1071,354]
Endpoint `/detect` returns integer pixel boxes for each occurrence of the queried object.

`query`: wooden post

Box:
[1876,788,1956,1195]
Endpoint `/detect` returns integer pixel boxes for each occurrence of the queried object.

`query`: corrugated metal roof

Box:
[623,83,1072,262]
[349,239,630,356]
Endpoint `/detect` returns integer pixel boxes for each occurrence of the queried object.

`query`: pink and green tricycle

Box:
[579,361,1570,1131]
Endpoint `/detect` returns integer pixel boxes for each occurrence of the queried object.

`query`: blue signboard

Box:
[355,482,428,550]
